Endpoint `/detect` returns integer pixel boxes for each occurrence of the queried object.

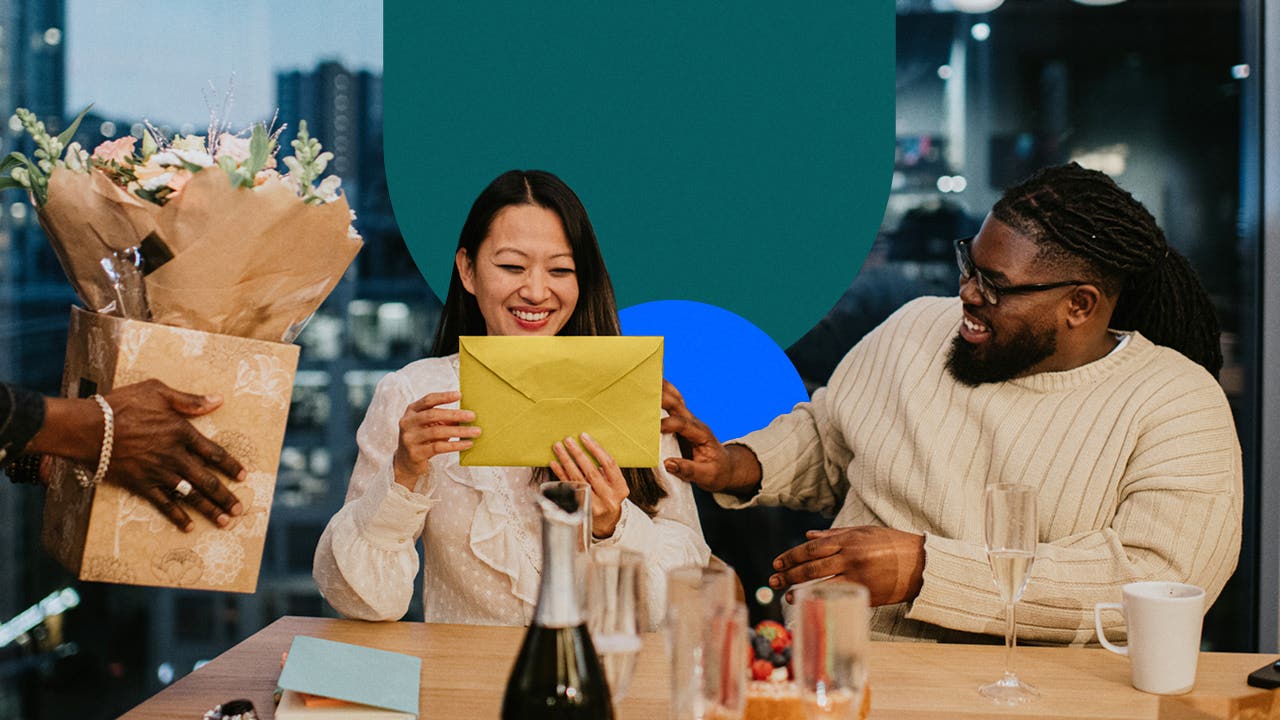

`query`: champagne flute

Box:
[793,581,869,719]
[979,483,1040,704]
[666,565,745,719]
[586,548,644,702]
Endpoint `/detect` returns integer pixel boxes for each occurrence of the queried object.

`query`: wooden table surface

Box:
[122,615,1280,719]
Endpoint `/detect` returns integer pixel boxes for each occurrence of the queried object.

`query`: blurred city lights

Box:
[950,0,1005,12]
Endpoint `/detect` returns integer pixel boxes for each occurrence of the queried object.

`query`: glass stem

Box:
[1004,601,1017,678]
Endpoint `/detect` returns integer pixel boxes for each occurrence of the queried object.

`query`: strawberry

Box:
[755,620,786,643]
[769,629,790,652]
[751,658,774,681]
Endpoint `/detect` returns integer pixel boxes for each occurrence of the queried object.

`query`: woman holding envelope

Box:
[314,170,709,626]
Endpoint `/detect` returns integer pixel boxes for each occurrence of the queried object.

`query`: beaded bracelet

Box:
[73,394,114,488]
[4,453,43,484]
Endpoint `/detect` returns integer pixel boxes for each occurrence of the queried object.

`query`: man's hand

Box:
[660,380,758,494]
[102,380,248,532]
[770,526,926,606]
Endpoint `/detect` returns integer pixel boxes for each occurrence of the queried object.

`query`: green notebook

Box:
[276,636,420,719]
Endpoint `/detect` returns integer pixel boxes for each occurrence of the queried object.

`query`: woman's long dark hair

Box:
[992,162,1223,378]
[432,169,667,515]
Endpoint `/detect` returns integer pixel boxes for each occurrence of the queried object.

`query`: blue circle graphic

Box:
[620,300,807,442]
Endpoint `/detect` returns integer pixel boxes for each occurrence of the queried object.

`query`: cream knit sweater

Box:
[719,296,1241,644]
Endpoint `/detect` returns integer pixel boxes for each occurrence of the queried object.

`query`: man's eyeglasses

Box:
[954,237,1083,306]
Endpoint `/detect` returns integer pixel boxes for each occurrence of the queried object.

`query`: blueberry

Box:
[771,651,786,667]
[781,646,792,662]
[752,635,773,659]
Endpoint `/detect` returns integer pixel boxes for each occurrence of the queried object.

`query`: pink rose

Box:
[215,133,251,164]
[91,136,137,164]
[214,132,276,170]
[166,170,193,194]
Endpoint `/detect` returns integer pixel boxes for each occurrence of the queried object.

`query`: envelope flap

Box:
[277,636,420,716]
[459,336,662,401]
[484,397,653,458]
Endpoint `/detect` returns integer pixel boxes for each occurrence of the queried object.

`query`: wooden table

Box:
[123,615,1280,719]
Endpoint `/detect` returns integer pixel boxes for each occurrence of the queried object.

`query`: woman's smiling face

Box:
[457,203,580,337]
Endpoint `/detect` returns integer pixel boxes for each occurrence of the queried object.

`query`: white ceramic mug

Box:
[1093,581,1206,695]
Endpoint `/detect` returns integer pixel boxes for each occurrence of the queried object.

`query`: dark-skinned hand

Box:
[659,380,734,492]
[102,380,247,533]
[770,526,927,606]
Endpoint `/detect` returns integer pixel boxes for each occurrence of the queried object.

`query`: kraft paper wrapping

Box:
[35,162,359,591]
[41,308,298,593]
[38,166,363,342]
[38,170,160,314]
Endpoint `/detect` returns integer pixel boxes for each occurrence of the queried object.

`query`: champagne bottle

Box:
[501,482,614,719]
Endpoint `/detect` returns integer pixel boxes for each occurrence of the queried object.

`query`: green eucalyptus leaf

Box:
[55,104,94,147]
[246,124,270,177]
[0,152,29,173]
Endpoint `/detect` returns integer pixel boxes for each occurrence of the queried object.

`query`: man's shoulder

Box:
[1127,334,1222,391]
[826,296,957,388]
[1122,334,1232,417]
[865,296,962,358]
[878,296,960,338]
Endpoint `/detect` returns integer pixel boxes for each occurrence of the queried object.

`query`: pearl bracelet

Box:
[74,394,114,488]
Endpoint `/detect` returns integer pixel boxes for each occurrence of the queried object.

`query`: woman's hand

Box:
[550,433,628,538]
[392,391,481,491]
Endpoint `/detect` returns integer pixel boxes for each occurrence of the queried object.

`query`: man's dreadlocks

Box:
[991,162,1222,378]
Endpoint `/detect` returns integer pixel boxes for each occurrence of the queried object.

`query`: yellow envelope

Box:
[458,336,663,468]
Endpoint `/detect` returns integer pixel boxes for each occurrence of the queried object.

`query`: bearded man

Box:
[663,163,1241,644]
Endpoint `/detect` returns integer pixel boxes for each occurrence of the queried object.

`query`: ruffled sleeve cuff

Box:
[591,499,643,549]
[351,469,438,552]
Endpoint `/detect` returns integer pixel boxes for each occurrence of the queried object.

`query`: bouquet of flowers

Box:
[1,106,363,342]
[4,104,365,592]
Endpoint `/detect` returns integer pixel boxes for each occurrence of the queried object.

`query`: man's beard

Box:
[945,321,1057,386]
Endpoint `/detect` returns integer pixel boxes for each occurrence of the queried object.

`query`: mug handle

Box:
[1094,602,1127,656]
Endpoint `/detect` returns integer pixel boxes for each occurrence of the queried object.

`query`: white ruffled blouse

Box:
[313,354,710,627]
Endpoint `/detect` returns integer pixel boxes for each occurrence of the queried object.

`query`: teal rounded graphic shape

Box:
[384,2,894,347]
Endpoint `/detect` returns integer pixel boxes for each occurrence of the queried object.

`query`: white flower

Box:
[140,171,174,191]
[170,148,214,167]
[171,134,207,152]
[149,150,180,166]
[63,141,89,171]
[315,175,342,203]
